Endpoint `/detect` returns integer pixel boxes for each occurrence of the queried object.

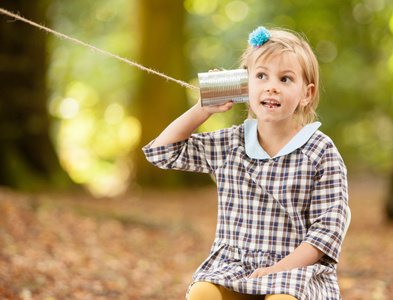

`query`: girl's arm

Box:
[151,98,234,148]
[249,242,324,278]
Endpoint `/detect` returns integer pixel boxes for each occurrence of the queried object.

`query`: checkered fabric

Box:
[143,123,348,300]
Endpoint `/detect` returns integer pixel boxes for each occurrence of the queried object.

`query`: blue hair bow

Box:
[248,26,270,48]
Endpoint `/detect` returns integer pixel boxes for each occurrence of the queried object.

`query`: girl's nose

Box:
[264,85,280,94]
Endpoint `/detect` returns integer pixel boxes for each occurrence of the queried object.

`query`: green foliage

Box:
[184,0,393,175]
[47,0,141,197]
[46,0,393,194]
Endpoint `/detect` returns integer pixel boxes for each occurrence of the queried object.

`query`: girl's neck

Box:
[257,120,303,158]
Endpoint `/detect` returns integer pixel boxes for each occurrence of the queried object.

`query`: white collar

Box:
[244,119,322,159]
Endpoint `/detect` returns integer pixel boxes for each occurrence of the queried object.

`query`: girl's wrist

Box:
[193,101,214,119]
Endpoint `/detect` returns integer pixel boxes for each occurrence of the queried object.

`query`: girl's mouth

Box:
[262,100,281,108]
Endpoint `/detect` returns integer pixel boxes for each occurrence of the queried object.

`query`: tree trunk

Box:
[0,0,72,190]
[133,0,210,187]
[386,170,393,221]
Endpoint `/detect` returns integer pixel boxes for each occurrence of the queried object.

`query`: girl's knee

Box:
[265,294,298,300]
[187,282,223,300]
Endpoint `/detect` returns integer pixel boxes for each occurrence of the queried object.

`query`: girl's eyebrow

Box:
[254,66,297,75]
[255,66,268,70]
[281,69,297,75]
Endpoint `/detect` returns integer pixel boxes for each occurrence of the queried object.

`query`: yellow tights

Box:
[187,282,298,300]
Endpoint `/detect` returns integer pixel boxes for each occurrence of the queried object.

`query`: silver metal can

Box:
[198,69,249,107]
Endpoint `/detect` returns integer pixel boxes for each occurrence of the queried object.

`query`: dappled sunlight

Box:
[187,36,228,67]
[41,0,393,195]
[55,113,140,197]
[211,14,232,31]
[184,0,252,67]
[47,0,137,197]
[49,96,138,196]
[66,81,99,107]
[224,1,249,22]
[104,103,124,125]
[185,0,249,22]
[48,77,140,198]
[353,3,374,24]
[364,0,385,12]
[84,157,133,198]
[184,0,219,16]
[59,97,80,119]
[315,40,338,63]
[352,0,387,24]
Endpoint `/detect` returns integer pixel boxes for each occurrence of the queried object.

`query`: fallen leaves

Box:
[0,177,392,299]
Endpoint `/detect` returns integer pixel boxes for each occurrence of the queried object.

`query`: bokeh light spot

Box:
[316,40,338,63]
[184,0,218,16]
[353,4,374,24]
[225,1,249,22]
[104,103,124,125]
[59,98,79,119]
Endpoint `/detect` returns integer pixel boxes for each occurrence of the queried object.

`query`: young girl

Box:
[143,26,349,300]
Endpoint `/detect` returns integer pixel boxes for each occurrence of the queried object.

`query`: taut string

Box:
[0,7,199,90]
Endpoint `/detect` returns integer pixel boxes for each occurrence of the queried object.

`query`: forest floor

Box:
[0,176,392,300]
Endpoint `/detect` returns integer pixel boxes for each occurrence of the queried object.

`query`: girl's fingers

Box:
[208,101,234,113]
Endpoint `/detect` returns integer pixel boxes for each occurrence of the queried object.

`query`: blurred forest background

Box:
[0,0,393,299]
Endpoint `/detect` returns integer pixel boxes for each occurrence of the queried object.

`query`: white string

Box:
[0,7,199,90]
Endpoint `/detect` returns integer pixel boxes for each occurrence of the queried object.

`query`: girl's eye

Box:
[257,73,267,79]
[281,76,293,83]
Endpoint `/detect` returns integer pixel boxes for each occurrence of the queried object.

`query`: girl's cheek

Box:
[248,80,257,93]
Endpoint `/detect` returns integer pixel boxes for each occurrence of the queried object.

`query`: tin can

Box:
[198,69,249,107]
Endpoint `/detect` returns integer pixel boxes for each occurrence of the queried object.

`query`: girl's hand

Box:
[248,243,324,279]
[248,267,275,279]
[198,98,234,115]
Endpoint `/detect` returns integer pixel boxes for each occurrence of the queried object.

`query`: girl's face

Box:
[248,52,314,128]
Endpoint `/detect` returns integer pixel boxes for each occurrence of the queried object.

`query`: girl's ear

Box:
[299,83,315,107]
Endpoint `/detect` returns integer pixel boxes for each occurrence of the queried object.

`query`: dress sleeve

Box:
[142,126,237,174]
[303,142,349,264]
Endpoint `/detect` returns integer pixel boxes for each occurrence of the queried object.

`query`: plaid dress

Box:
[143,119,348,300]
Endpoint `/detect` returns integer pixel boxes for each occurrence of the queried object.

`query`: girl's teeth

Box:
[262,100,280,108]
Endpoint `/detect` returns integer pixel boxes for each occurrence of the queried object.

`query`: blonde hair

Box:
[240,28,320,125]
